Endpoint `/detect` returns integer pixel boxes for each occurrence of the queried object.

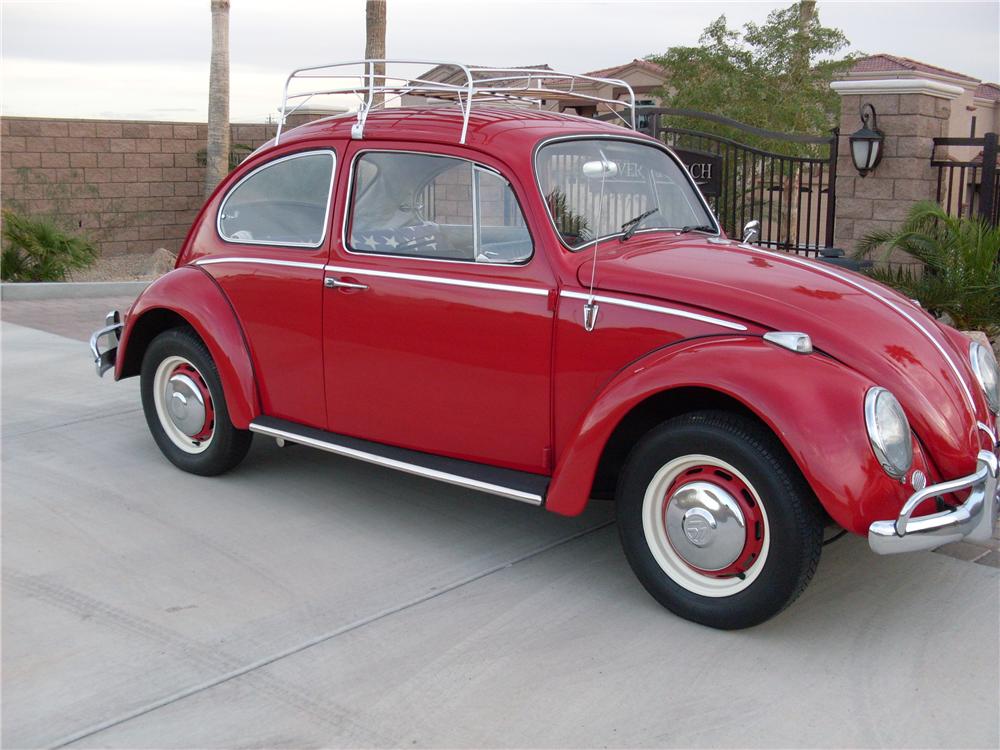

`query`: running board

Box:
[250,416,548,506]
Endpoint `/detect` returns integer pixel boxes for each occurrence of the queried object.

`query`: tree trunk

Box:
[205,0,230,196]
[365,0,387,108]
[793,1,815,83]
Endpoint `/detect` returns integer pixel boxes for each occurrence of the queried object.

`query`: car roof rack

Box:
[275,59,637,145]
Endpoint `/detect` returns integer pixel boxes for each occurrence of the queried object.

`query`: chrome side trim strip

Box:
[743,244,977,413]
[249,421,544,506]
[559,290,748,331]
[194,257,326,270]
[323,264,549,296]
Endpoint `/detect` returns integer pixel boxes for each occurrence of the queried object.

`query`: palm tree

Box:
[205,0,231,195]
[855,201,1000,335]
[366,0,386,108]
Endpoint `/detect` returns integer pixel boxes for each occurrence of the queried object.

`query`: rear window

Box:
[218,150,335,247]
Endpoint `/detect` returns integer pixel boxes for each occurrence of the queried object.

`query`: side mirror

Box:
[742,219,760,244]
[582,160,619,179]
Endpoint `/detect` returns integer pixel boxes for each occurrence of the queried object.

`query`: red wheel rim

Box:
[661,463,766,578]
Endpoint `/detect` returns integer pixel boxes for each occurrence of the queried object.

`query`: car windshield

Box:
[536,139,717,250]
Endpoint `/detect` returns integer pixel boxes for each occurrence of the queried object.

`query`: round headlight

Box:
[864,387,913,479]
[970,341,999,414]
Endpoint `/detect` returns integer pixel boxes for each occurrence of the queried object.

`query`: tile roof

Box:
[974,82,1000,101]
[850,54,980,83]
[584,59,667,79]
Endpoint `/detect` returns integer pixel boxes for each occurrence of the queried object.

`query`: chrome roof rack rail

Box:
[275,60,636,145]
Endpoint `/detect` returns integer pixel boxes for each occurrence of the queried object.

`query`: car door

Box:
[193,147,338,429]
[322,145,555,474]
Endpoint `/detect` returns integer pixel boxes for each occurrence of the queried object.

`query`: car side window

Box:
[348,152,532,264]
[218,150,335,247]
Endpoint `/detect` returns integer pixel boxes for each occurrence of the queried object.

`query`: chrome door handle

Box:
[324,277,368,290]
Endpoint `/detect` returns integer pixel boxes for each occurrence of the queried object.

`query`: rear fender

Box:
[545,336,925,534]
[115,266,259,429]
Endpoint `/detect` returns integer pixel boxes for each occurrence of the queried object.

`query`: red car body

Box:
[99,104,997,608]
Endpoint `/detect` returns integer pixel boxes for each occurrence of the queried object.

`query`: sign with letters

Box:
[672,148,723,198]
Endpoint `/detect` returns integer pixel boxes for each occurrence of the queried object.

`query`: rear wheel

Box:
[141,328,252,476]
[616,411,823,629]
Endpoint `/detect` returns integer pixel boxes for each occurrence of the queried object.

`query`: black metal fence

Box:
[931,132,999,226]
[637,108,839,255]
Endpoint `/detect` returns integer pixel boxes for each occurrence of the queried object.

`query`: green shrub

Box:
[854,201,1000,337]
[1,210,97,282]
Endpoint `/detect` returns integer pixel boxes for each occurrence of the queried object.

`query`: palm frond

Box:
[855,201,1000,336]
[1,210,97,282]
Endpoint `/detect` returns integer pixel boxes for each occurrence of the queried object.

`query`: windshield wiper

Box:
[620,208,659,241]
[677,224,716,235]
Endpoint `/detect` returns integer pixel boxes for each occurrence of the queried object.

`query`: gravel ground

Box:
[67,249,175,282]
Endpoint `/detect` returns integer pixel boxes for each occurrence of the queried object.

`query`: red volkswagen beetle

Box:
[91,63,999,629]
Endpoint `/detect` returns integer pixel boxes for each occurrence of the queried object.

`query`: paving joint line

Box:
[48,519,616,749]
[3,408,143,440]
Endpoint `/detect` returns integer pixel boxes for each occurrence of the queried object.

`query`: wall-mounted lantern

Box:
[849,103,884,177]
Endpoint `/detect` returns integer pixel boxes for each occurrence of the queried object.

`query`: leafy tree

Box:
[646,2,857,246]
[648,2,855,142]
[855,201,1000,336]
[1,210,97,282]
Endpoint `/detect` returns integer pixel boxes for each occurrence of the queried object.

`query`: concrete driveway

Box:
[2,299,998,749]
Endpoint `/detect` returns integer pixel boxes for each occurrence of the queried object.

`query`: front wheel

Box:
[616,411,823,629]
[140,327,252,476]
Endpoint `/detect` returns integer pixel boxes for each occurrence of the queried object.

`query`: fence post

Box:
[978,132,997,223]
[825,126,839,248]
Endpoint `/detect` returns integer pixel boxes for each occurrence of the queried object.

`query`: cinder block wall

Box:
[1,117,277,256]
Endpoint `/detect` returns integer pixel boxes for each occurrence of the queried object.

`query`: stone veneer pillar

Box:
[829,78,963,253]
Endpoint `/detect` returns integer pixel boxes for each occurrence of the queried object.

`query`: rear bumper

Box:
[869,450,999,554]
[90,310,123,377]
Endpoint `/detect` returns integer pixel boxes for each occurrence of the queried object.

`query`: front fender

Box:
[115,266,259,429]
[545,336,927,534]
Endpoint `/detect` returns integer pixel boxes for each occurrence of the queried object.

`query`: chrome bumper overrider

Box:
[869,450,999,554]
[90,310,123,377]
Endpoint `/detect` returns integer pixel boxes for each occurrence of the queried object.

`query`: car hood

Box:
[576,235,987,476]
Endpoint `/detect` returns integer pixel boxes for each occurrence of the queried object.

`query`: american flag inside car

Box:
[352,224,438,254]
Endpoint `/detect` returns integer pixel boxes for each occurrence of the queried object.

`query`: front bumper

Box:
[869,449,999,554]
[90,310,123,377]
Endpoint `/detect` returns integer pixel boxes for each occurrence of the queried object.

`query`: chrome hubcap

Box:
[166,373,205,437]
[665,480,747,571]
[152,356,215,454]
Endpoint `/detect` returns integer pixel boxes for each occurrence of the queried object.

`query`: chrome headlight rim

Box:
[969,341,999,415]
[864,386,914,479]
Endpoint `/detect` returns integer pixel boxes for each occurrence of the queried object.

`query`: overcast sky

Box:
[2,0,998,123]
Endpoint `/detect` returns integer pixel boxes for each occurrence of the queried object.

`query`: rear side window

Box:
[218,150,335,247]
[348,151,532,264]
